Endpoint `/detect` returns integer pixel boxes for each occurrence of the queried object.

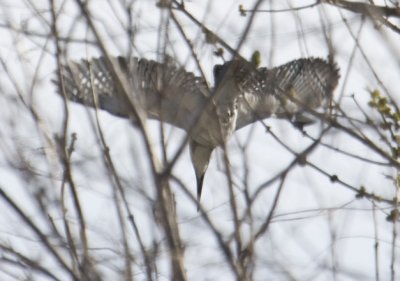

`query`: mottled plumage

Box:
[55,56,340,205]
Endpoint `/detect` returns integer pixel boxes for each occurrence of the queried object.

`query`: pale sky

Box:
[0,1,399,280]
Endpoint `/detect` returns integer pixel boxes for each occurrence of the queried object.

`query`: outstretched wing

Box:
[235,58,340,130]
[55,56,210,131]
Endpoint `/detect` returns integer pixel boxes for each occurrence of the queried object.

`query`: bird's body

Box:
[56,56,340,205]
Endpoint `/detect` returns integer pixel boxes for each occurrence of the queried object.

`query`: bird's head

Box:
[213,60,239,87]
[213,63,224,85]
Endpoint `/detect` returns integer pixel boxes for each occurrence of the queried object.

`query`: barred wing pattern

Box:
[56,56,340,204]
[57,56,210,131]
[233,58,340,129]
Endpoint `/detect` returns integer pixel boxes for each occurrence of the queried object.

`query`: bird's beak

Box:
[196,173,205,211]
[189,140,213,210]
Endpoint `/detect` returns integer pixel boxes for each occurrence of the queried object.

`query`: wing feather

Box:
[235,58,340,130]
[55,56,210,131]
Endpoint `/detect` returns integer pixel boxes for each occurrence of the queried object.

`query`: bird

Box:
[55,55,340,206]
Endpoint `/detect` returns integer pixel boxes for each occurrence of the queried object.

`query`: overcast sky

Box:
[0,1,399,280]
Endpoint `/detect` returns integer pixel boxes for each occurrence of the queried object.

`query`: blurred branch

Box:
[0,22,97,45]
[172,0,245,60]
[50,1,95,278]
[95,117,153,280]
[238,1,321,15]
[325,0,400,33]
[0,187,77,280]
[325,0,400,18]
[0,245,61,281]
[72,1,187,280]
[1,0,399,279]
[171,175,244,280]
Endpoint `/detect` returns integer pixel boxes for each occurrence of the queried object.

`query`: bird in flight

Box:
[56,55,340,206]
